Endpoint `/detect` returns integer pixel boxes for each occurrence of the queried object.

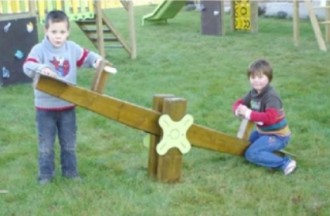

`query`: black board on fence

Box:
[0,16,38,87]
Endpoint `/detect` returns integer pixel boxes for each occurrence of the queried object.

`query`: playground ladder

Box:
[75,1,136,59]
[0,0,136,59]
[305,0,330,51]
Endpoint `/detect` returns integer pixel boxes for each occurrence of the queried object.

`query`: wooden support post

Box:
[91,60,107,93]
[148,94,174,179]
[237,118,254,140]
[95,1,105,57]
[230,1,235,31]
[305,0,327,51]
[127,0,137,59]
[325,0,330,42]
[250,1,258,33]
[91,60,117,94]
[28,0,36,17]
[293,0,300,46]
[157,97,187,183]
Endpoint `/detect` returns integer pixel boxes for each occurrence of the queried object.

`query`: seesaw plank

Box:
[35,75,249,156]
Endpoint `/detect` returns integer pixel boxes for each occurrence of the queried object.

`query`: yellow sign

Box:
[234,0,251,31]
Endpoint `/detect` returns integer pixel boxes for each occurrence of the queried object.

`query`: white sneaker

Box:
[284,160,297,175]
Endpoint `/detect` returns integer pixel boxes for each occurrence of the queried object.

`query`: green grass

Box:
[1,5,330,215]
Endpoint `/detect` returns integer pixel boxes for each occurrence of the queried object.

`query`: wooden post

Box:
[28,0,36,16]
[91,60,115,94]
[148,94,174,178]
[325,0,330,42]
[157,97,187,183]
[95,1,105,57]
[230,1,235,31]
[305,0,327,51]
[237,118,254,140]
[293,0,300,46]
[220,0,225,35]
[127,0,137,59]
[250,1,258,33]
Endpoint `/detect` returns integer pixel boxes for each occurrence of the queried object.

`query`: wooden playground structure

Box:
[231,0,330,51]
[141,0,329,51]
[297,0,330,51]
[0,0,137,58]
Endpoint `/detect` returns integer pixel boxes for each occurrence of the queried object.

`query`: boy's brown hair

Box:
[45,10,70,29]
[247,59,273,82]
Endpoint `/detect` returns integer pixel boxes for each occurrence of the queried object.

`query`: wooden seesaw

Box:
[34,61,289,183]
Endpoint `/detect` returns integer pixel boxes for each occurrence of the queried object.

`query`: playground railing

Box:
[0,0,123,22]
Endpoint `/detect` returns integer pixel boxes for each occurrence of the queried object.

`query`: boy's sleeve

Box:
[73,42,102,68]
[23,45,49,78]
[232,98,244,114]
[232,92,251,114]
[249,96,283,125]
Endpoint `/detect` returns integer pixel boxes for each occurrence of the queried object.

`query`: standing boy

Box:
[232,59,297,175]
[23,10,102,184]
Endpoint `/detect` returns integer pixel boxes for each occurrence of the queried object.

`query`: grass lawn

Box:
[1,5,330,216]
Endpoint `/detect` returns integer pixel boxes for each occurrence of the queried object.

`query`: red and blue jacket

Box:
[233,85,290,136]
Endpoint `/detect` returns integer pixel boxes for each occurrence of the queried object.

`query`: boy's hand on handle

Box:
[93,58,103,69]
[40,68,57,78]
[235,104,251,119]
[94,59,117,74]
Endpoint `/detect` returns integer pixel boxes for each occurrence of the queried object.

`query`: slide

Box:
[142,0,187,25]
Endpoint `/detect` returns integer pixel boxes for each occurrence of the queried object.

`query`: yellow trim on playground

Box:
[0,0,130,15]
[0,0,162,22]
[0,0,163,15]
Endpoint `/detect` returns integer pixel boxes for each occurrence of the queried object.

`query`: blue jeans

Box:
[245,130,291,170]
[36,108,78,180]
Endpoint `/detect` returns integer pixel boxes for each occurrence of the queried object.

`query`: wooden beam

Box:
[0,12,34,21]
[120,0,129,11]
[305,0,327,51]
[95,1,105,57]
[35,76,249,156]
[101,10,132,56]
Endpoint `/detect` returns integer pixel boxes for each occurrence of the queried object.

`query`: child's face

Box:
[45,21,69,48]
[249,73,269,93]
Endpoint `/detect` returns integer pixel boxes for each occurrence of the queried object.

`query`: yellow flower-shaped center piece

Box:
[156,114,193,155]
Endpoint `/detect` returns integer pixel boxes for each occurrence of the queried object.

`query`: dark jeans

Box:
[36,108,78,180]
[245,130,291,170]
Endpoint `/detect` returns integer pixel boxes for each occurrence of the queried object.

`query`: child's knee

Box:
[244,147,258,162]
